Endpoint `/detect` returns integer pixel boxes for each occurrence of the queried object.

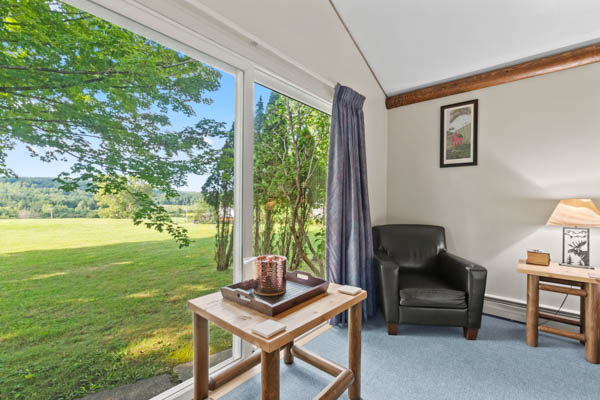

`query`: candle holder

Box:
[253,255,287,296]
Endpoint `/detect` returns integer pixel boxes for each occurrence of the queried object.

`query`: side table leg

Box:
[193,313,210,400]
[348,303,362,400]
[580,290,586,344]
[526,275,539,347]
[585,283,599,364]
[283,341,294,364]
[261,349,280,400]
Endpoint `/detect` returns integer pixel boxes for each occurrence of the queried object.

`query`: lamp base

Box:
[559,262,594,269]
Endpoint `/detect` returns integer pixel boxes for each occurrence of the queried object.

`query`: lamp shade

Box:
[546,198,600,227]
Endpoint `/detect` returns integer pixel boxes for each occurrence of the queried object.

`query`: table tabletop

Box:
[517,259,600,284]
[188,282,367,353]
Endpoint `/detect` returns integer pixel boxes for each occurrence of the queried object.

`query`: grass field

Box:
[0,219,232,400]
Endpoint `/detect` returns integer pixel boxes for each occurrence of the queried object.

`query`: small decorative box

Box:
[527,250,550,266]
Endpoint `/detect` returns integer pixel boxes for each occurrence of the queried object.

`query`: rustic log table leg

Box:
[580,290,586,344]
[261,349,280,400]
[208,351,261,391]
[585,283,599,364]
[348,303,362,400]
[283,341,294,364]
[193,313,210,400]
[526,275,539,347]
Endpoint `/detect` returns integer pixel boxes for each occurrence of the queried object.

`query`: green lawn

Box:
[0,219,232,400]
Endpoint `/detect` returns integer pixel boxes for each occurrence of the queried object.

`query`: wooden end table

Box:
[517,260,600,363]
[187,283,367,399]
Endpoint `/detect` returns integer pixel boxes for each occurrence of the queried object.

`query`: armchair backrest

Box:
[372,224,446,272]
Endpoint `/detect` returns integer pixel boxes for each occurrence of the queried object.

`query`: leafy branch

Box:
[1,0,223,246]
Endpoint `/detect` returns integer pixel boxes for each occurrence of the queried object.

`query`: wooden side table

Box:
[187,283,367,400]
[517,260,600,363]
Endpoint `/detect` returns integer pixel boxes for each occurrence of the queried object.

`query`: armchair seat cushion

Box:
[400,288,467,309]
[398,273,467,309]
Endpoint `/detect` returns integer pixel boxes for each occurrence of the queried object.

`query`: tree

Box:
[0,177,99,218]
[94,177,151,218]
[253,96,266,255]
[192,197,213,223]
[0,0,223,246]
[201,123,234,270]
[274,96,329,276]
[251,92,329,276]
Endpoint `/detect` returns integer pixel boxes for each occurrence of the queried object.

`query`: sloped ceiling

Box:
[331,0,600,96]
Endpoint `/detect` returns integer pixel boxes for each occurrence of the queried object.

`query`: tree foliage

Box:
[256,94,329,276]
[0,0,223,246]
[0,177,208,219]
[94,177,151,219]
[201,123,234,271]
[1,1,332,268]
[0,177,97,218]
[203,92,330,275]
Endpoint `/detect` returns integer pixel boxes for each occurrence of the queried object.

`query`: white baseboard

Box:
[483,295,579,323]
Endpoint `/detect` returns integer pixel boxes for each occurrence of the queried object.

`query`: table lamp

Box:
[546,198,600,268]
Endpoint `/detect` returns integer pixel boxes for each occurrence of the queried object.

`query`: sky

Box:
[6,65,274,192]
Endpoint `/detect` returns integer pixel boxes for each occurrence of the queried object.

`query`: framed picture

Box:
[440,99,478,167]
[563,227,590,266]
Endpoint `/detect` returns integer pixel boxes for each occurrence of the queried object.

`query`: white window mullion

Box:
[233,68,255,359]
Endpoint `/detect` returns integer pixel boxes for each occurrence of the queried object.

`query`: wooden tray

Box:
[220,271,329,316]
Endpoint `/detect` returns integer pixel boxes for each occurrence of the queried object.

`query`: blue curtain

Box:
[326,84,376,324]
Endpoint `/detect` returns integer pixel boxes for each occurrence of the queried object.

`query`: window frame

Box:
[255,68,333,115]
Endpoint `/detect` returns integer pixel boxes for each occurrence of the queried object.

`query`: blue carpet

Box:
[222,314,598,399]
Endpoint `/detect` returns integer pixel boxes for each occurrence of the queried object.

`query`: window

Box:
[0,1,333,399]
[0,1,240,398]
[252,84,330,278]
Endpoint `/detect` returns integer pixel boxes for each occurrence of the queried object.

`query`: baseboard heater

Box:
[483,295,579,324]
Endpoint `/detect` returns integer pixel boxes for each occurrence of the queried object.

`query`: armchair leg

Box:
[387,323,398,335]
[463,327,478,340]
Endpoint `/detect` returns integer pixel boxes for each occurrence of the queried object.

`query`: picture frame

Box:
[562,227,590,267]
[440,99,478,167]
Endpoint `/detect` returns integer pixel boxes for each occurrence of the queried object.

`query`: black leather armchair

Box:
[373,224,487,340]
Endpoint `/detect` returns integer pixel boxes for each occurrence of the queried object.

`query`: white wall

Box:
[192,0,388,224]
[387,62,600,313]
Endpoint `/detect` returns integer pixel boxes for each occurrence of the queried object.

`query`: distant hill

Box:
[1,177,61,188]
[0,177,203,219]
[0,177,95,218]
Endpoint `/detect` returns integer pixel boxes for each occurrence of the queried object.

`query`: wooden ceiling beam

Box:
[386,43,600,109]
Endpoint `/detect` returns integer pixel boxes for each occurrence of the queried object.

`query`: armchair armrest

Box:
[439,251,487,328]
[374,251,400,323]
